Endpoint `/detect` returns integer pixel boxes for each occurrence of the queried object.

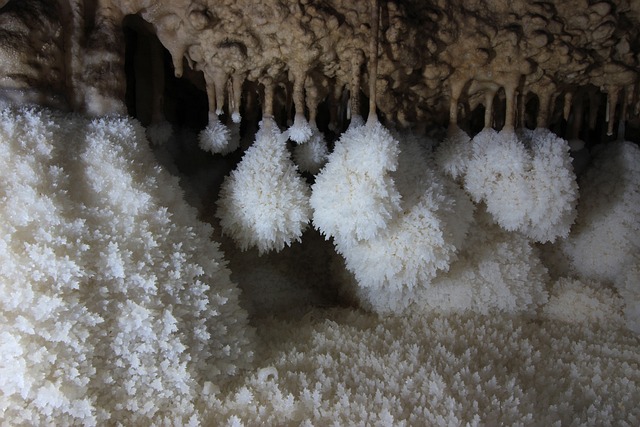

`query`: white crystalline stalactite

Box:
[0,107,254,425]
[198,119,232,154]
[288,114,313,144]
[198,73,238,155]
[287,70,313,144]
[421,207,549,316]
[518,128,578,242]
[293,125,328,174]
[337,137,474,311]
[312,126,475,313]
[462,128,578,243]
[434,126,472,181]
[346,205,549,315]
[560,141,640,284]
[311,121,402,243]
[464,129,534,231]
[557,141,640,333]
[216,120,311,254]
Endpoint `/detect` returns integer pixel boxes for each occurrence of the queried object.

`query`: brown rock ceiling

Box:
[0,0,638,139]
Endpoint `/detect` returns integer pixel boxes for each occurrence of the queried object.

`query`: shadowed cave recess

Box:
[2,0,640,425]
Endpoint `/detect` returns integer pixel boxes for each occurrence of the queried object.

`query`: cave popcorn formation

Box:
[1,0,640,425]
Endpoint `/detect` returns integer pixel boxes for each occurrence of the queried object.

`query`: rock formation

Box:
[0,0,638,137]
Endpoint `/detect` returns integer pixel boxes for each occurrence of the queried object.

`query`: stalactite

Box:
[1,0,639,138]
[588,88,600,130]
[567,94,584,141]
[349,51,365,124]
[213,69,227,117]
[484,87,498,129]
[230,72,244,123]
[327,84,344,132]
[563,92,573,122]
[262,78,275,119]
[448,75,467,131]
[288,67,312,143]
[537,85,554,129]
[82,0,127,115]
[367,0,380,126]
[306,79,319,128]
[502,78,518,131]
[515,89,524,129]
[606,86,620,136]
[204,73,217,123]
[59,0,85,111]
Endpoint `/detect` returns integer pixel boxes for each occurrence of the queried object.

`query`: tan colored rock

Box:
[0,0,638,132]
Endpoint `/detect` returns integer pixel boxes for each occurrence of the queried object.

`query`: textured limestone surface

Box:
[0,0,639,133]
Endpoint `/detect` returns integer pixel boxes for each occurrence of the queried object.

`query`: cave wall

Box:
[0,0,638,137]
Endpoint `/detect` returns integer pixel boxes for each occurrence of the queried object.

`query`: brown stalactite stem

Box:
[293,69,306,120]
[59,0,85,110]
[588,89,600,130]
[568,95,584,140]
[0,0,639,134]
[213,69,227,116]
[205,73,217,122]
[484,90,495,129]
[517,90,526,129]
[350,53,363,120]
[367,0,380,126]
[306,82,319,126]
[227,79,235,114]
[563,92,573,121]
[503,82,517,131]
[606,86,620,136]
[263,79,274,119]
[232,73,243,118]
[449,77,466,131]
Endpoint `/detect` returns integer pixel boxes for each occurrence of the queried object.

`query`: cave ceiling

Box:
[0,0,638,137]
